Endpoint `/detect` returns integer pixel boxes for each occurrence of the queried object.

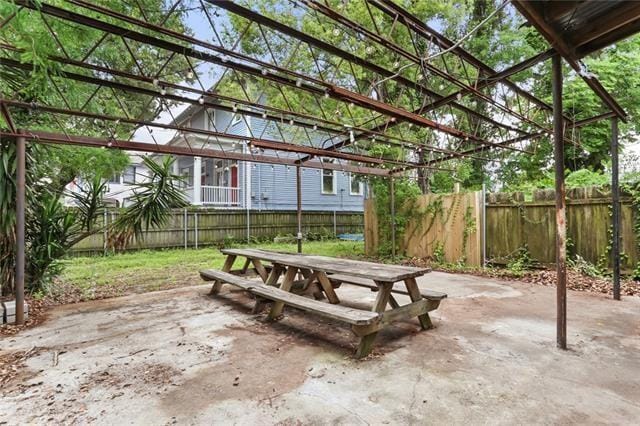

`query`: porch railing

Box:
[186,185,240,206]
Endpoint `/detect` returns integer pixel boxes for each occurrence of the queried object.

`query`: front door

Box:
[231,165,238,204]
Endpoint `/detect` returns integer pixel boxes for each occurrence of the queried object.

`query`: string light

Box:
[333,28,340,36]
[261,69,269,76]
[152,78,159,86]
[160,87,166,96]
[198,96,204,105]
[289,119,295,125]
[187,71,194,79]
[313,124,318,130]
[296,78,302,87]
[262,112,267,118]
[232,104,238,112]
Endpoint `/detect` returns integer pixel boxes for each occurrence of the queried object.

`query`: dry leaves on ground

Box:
[404,257,639,297]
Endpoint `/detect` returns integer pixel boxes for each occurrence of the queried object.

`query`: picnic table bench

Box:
[200,248,446,358]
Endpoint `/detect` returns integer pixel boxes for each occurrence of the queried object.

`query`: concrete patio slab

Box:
[1,272,639,424]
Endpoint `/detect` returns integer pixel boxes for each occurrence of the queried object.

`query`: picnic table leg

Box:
[355,282,392,359]
[209,254,237,295]
[268,266,299,320]
[251,258,269,282]
[404,277,433,330]
[315,272,340,304]
[252,264,284,314]
[240,258,252,275]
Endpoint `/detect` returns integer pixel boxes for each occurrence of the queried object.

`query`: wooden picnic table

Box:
[202,248,445,358]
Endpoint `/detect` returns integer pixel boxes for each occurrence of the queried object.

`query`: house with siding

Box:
[97,103,366,212]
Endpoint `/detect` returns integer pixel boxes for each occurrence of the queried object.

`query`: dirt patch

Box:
[160,322,317,414]
[83,362,182,394]
[0,346,45,394]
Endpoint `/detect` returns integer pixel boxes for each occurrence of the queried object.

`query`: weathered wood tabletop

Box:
[220,248,430,282]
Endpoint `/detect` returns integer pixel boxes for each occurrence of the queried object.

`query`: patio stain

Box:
[159,324,316,414]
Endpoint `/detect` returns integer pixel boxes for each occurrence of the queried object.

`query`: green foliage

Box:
[505,169,611,194]
[109,157,188,251]
[621,178,640,280]
[569,255,607,279]
[370,177,422,256]
[432,241,445,264]
[1,156,186,295]
[505,246,534,276]
[0,0,193,295]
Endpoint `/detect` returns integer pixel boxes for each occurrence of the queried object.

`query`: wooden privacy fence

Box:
[364,186,638,270]
[365,192,483,266]
[72,209,364,254]
[486,187,637,270]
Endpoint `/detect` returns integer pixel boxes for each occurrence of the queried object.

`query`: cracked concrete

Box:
[1,271,639,424]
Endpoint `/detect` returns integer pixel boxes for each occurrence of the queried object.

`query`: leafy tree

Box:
[0,0,194,295]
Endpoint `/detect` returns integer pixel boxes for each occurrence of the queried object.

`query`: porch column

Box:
[193,156,202,205]
[172,155,179,176]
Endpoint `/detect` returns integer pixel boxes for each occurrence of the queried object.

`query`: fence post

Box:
[194,212,199,249]
[183,208,187,249]
[246,207,250,243]
[390,177,396,260]
[333,210,337,237]
[482,184,487,267]
[103,209,108,256]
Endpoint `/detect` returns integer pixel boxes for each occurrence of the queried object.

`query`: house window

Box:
[180,166,193,187]
[321,160,336,194]
[123,166,137,184]
[108,174,121,184]
[349,173,364,195]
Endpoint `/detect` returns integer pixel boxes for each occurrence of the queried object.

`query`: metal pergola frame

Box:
[1,0,636,348]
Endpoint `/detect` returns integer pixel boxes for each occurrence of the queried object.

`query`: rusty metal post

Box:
[611,117,621,300]
[390,177,396,260]
[552,55,567,350]
[296,165,302,254]
[15,134,26,325]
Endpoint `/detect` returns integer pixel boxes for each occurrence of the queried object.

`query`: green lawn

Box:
[58,240,365,301]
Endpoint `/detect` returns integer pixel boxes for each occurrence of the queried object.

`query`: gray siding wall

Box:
[176,107,364,212]
[249,162,364,211]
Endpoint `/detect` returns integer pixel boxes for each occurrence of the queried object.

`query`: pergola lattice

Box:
[2,0,639,347]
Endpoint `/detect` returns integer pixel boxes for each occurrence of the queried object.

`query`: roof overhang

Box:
[512,0,640,121]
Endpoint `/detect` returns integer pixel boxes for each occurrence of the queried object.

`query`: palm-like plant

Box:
[109,156,188,251]
[0,154,187,295]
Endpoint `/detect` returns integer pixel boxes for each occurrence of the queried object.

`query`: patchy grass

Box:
[56,240,365,301]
